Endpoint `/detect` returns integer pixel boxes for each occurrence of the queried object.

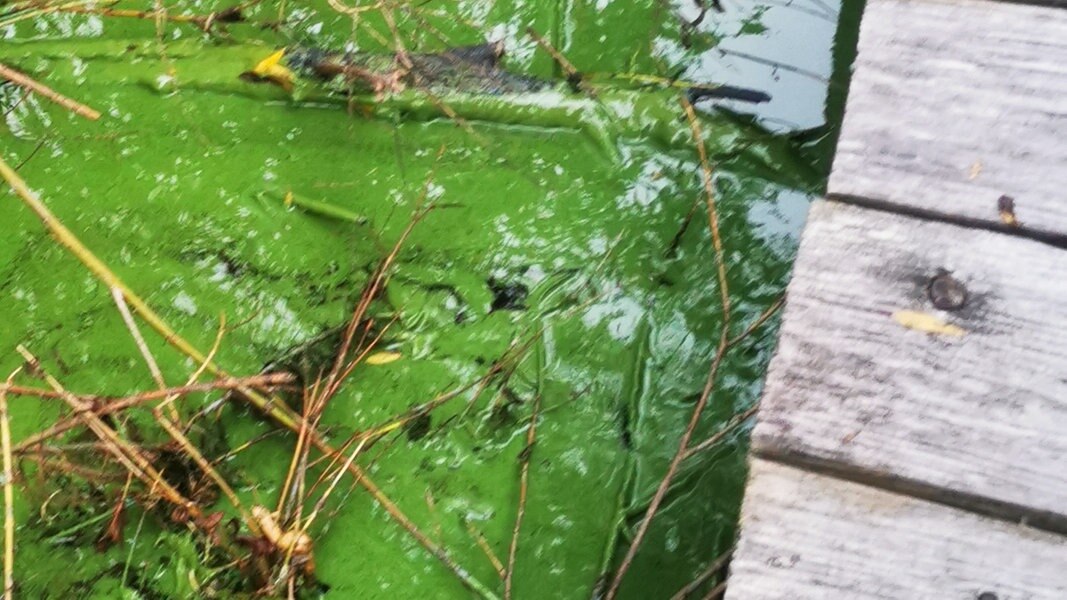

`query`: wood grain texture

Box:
[752,200,1067,527]
[828,0,1067,238]
[725,460,1067,600]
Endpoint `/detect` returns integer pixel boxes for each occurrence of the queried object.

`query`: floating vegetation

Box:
[0,0,847,597]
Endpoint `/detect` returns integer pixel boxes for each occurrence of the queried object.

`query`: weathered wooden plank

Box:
[828,0,1067,238]
[725,459,1067,600]
[753,200,1067,529]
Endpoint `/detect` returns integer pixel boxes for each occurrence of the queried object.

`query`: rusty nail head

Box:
[928,270,967,311]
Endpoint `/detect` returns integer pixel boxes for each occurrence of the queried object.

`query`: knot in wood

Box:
[927,270,967,311]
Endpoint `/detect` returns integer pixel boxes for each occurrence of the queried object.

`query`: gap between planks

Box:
[726,459,1067,600]
[826,192,1067,252]
[752,447,1067,536]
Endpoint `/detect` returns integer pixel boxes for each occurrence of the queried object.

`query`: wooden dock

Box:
[726,0,1067,597]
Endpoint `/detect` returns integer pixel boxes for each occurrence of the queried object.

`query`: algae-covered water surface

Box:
[0,0,853,598]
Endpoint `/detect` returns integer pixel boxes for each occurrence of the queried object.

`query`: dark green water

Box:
[0,0,856,597]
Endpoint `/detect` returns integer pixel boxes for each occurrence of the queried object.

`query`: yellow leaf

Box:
[250,48,294,90]
[365,351,402,365]
[892,310,966,337]
[252,48,286,74]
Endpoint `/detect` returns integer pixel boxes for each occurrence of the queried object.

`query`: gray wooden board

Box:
[828,0,1067,238]
[725,459,1067,600]
[752,200,1067,528]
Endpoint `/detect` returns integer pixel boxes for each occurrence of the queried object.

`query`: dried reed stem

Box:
[684,99,731,324]
[0,62,100,120]
[12,374,292,452]
[111,286,166,390]
[0,369,19,600]
[1,156,498,599]
[154,411,256,531]
[15,346,199,519]
[53,3,245,32]
[0,156,303,433]
[111,286,179,422]
[669,548,732,600]
[464,519,505,579]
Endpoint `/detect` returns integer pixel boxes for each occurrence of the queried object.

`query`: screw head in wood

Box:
[928,270,967,311]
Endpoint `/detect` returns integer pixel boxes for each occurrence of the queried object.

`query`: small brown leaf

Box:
[95,495,127,551]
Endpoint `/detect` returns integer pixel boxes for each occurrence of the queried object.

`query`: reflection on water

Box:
[680,0,842,131]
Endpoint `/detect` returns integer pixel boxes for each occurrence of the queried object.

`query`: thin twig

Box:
[54,3,250,32]
[15,346,199,519]
[605,98,732,600]
[504,393,542,599]
[0,62,100,120]
[111,286,179,422]
[699,580,727,600]
[13,135,47,171]
[297,437,367,535]
[323,156,442,402]
[669,548,732,600]
[716,47,830,84]
[12,374,292,452]
[306,432,500,599]
[0,156,304,433]
[154,411,257,531]
[166,313,229,426]
[526,27,579,78]
[608,339,729,599]
[2,159,498,599]
[684,98,731,325]
[464,519,505,579]
[0,369,19,600]
[111,286,166,390]
[727,296,783,347]
[682,404,758,460]
[0,1,98,35]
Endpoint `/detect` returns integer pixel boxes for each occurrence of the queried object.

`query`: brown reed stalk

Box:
[0,62,100,120]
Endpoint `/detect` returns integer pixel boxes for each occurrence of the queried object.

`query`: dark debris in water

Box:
[405,413,432,441]
[487,278,528,312]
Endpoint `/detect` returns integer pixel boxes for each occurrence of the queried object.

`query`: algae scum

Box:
[0,0,847,598]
